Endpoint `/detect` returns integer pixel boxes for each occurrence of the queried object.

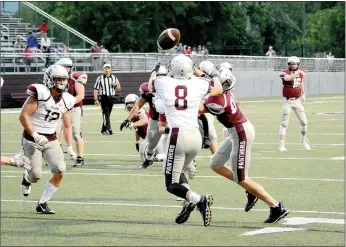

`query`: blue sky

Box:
[2,2,19,12]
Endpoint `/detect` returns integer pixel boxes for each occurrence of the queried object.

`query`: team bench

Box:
[10,91,124,105]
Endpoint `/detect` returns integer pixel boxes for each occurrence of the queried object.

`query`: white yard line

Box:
[0,152,343,161]
[1,199,344,215]
[1,170,344,182]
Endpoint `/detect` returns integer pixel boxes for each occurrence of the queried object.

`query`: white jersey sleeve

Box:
[154,76,211,130]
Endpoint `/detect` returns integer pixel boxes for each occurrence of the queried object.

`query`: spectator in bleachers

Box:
[197,45,202,54]
[185,46,192,55]
[176,43,184,54]
[201,45,209,56]
[13,36,25,51]
[90,42,101,71]
[191,47,197,56]
[39,20,48,33]
[27,32,38,49]
[40,33,51,68]
[265,45,276,57]
[101,45,110,64]
[22,46,33,73]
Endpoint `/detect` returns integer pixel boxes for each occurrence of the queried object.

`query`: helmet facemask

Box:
[53,76,69,93]
[125,102,135,112]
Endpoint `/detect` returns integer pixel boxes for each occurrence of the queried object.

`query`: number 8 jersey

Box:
[153,76,211,130]
[26,84,76,134]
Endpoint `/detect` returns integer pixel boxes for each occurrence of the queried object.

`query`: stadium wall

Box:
[1,71,344,108]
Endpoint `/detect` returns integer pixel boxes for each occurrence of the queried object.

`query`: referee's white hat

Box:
[103,63,111,69]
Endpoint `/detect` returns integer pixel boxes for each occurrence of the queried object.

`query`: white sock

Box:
[280,140,285,147]
[39,183,58,204]
[271,202,280,208]
[188,191,201,203]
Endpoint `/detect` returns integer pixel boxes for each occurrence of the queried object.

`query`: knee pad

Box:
[51,161,66,173]
[279,121,289,135]
[166,183,189,198]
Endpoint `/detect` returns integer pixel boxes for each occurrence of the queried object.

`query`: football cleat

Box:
[108,129,113,135]
[139,159,153,169]
[196,194,213,227]
[279,146,287,152]
[300,136,311,151]
[36,202,55,214]
[175,201,196,224]
[73,156,84,167]
[245,191,258,212]
[66,146,77,160]
[264,202,289,223]
[21,171,31,197]
[176,197,185,201]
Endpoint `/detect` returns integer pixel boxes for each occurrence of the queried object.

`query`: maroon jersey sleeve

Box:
[27,84,38,99]
[204,95,226,115]
[159,113,166,122]
[139,82,149,100]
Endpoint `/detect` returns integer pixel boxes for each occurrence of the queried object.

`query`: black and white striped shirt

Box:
[94,74,120,96]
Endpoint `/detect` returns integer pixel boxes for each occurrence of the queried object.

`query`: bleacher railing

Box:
[1,53,345,73]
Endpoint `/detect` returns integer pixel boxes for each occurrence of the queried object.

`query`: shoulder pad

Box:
[27,84,50,100]
[71,72,88,85]
[139,82,149,94]
[204,95,226,115]
[62,93,76,110]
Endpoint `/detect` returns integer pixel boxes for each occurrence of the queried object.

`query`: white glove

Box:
[32,132,49,146]
[301,93,306,103]
[66,145,77,160]
[10,153,31,170]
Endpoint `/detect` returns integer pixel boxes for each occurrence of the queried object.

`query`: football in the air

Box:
[157,28,181,50]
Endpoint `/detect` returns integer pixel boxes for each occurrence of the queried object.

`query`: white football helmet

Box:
[124,94,139,112]
[199,60,214,74]
[170,55,193,79]
[220,62,233,71]
[287,56,300,71]
[287,56,300,64]
[219,68,236,91]
[43,65,69,93]
[55,58,73,74]
[157,66,168,76]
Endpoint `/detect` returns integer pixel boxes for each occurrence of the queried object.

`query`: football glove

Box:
[164,127,170,134]
[120,120,131,131]
[32,132,49,146]
[152,61,161,73]
[10,153,31,170]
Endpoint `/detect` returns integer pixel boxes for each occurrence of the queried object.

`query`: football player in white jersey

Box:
[19,64,76,214]
[152,55,222,227]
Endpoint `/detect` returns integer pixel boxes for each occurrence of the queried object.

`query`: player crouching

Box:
[123,94,165,163]
[19,65,76,214]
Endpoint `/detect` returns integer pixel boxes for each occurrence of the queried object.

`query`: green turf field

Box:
[1,95,344,246]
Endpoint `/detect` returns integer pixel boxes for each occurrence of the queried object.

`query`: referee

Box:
[94,63,121,135]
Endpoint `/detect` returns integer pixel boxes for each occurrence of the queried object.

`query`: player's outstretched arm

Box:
[209,77,223,96]
[159,114,170,134]
[132,112,149,128]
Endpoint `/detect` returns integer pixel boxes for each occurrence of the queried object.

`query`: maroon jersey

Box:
[139,82,159,120]
[67,72,87,108]
[204,90,247,128]
[132,110,149,139]
[281,68,305,99]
